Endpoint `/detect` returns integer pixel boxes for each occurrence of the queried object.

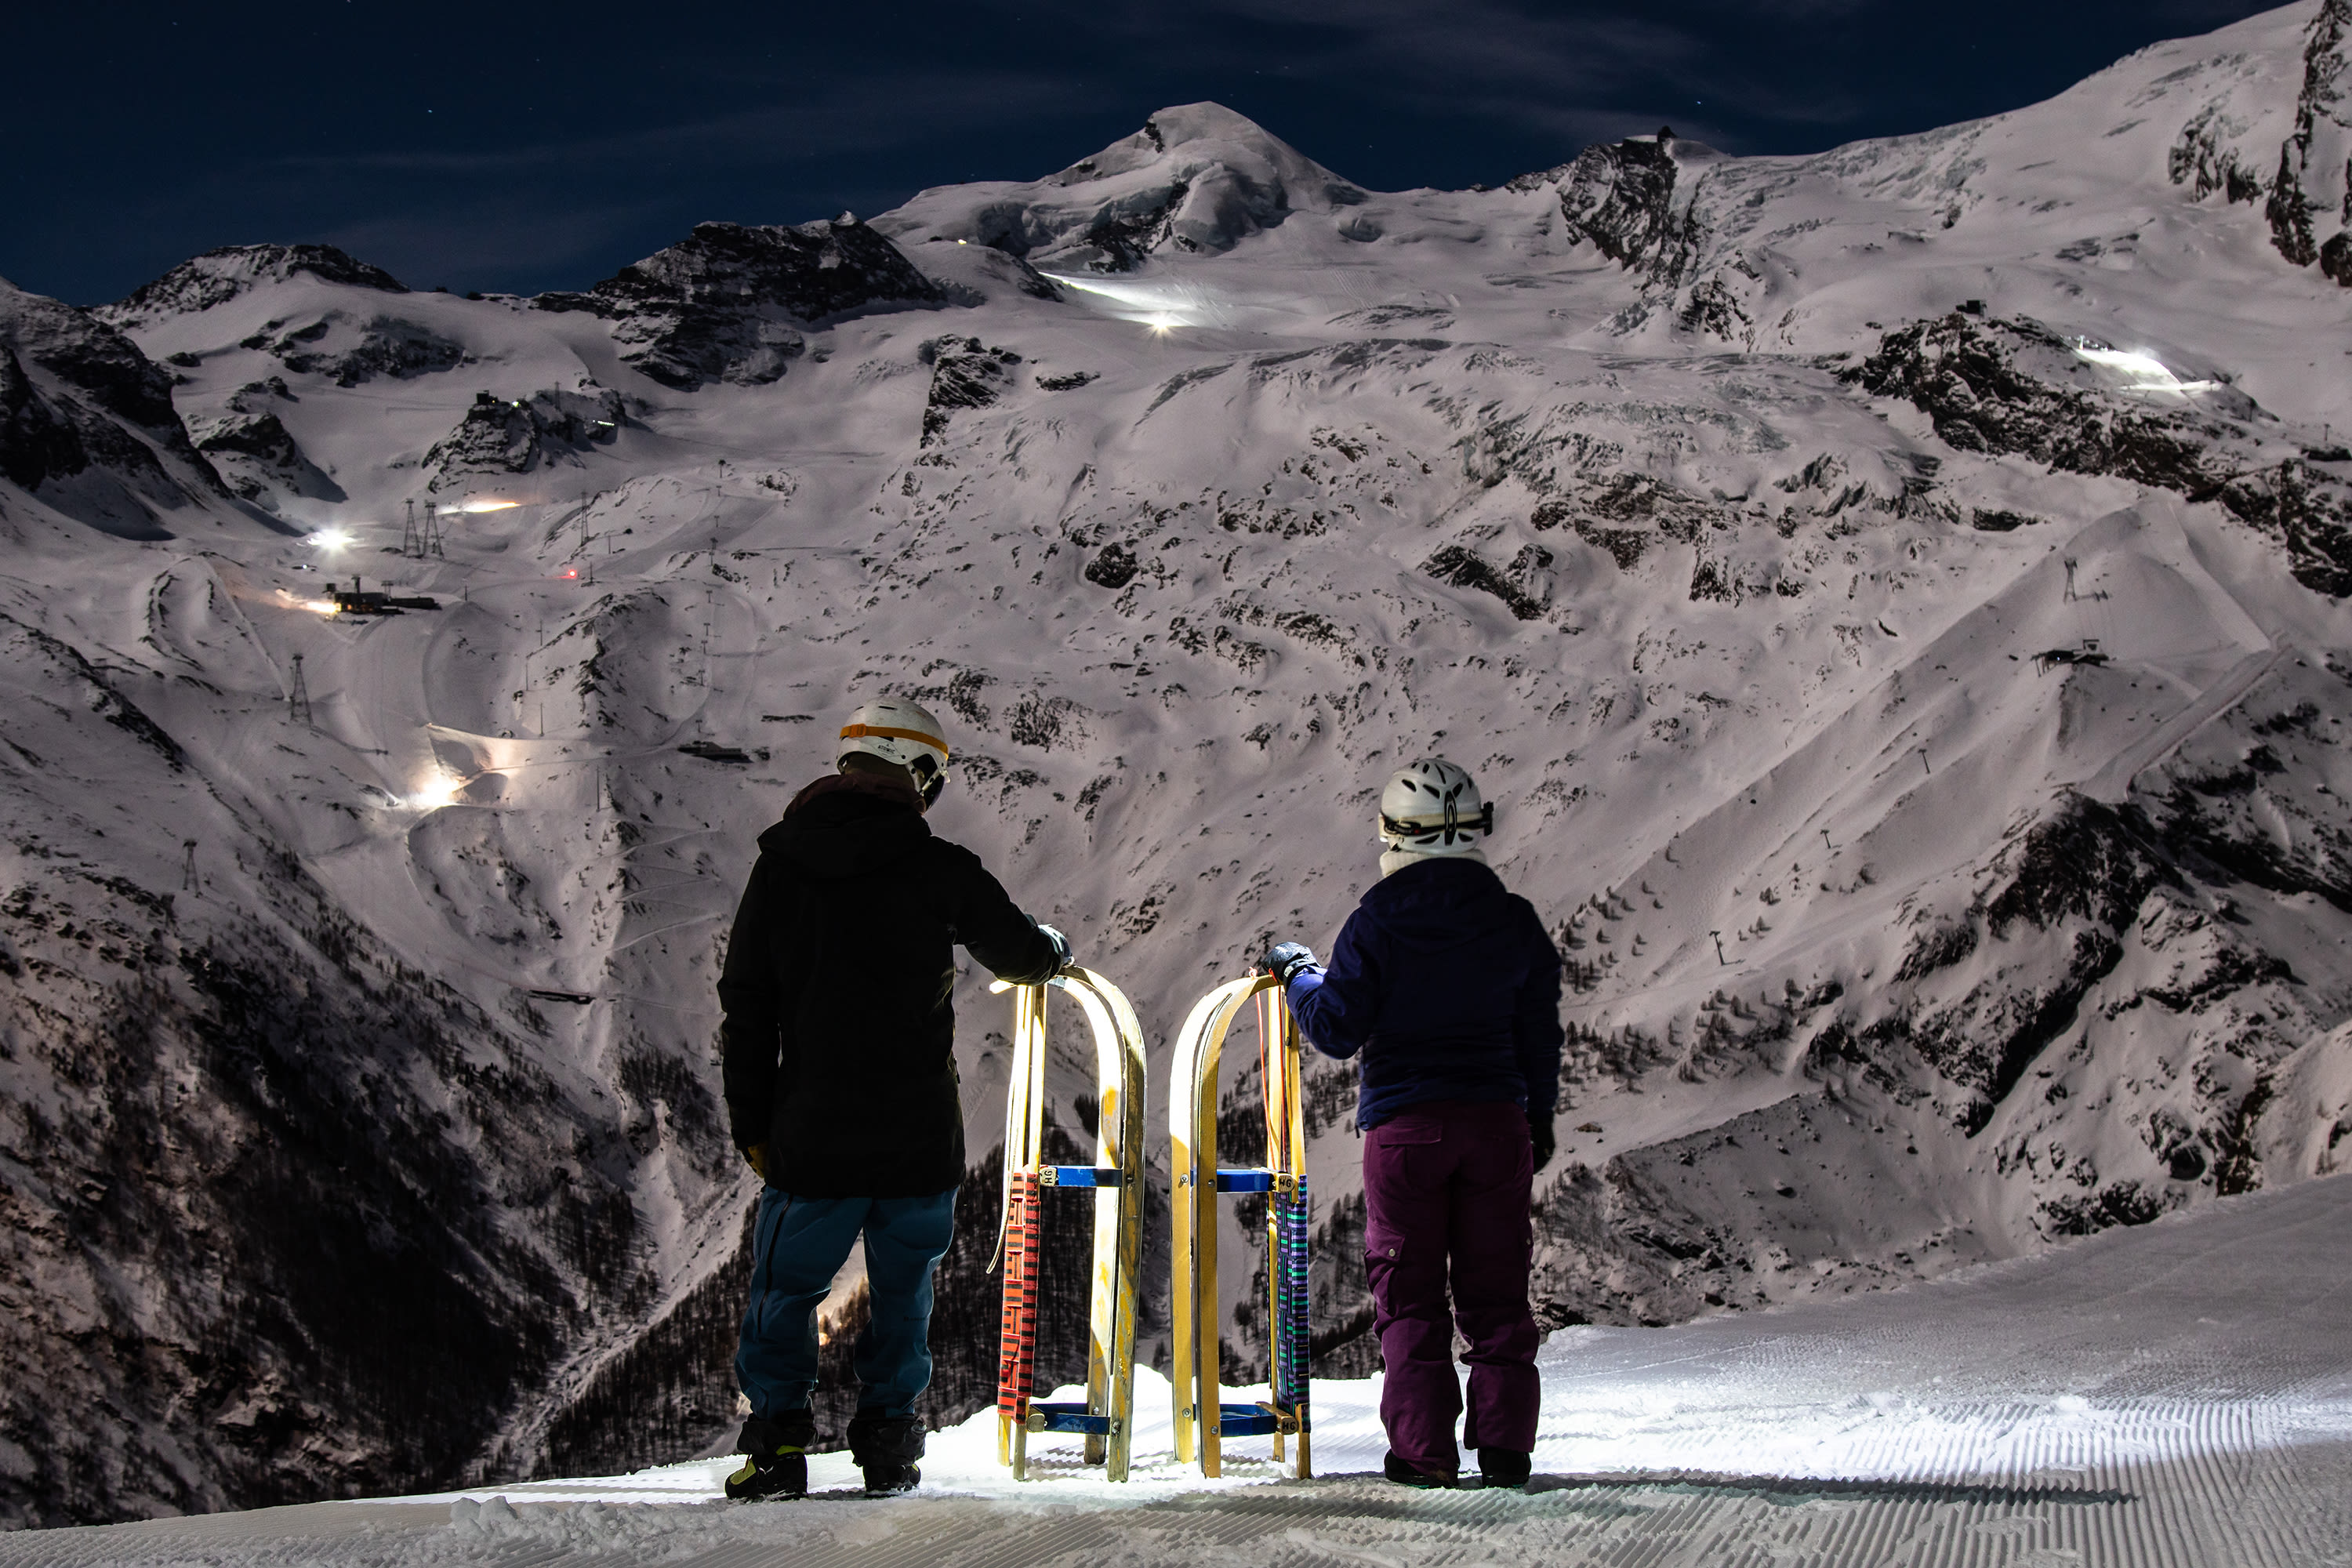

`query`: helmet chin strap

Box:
[912,754,946,808]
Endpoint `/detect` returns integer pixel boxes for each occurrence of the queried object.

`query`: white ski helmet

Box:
[1377,757,1494,853]
[838,697,950,804]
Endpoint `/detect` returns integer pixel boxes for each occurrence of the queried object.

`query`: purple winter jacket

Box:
[1280,857,1563,1131]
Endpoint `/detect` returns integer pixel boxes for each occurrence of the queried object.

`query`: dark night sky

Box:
[4,1,2285,307]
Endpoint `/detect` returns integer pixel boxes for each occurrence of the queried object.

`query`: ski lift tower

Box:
[287,653,313,727]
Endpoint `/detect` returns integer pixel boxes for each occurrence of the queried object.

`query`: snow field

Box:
[12,1177,2350,1566]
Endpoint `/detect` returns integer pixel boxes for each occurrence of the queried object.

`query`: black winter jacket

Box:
[719,772,1062,1197]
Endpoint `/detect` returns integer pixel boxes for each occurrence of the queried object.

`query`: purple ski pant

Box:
[1361,1098,1539,1475]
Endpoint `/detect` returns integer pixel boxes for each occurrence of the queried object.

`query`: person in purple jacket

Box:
[1264,757,1562,1490]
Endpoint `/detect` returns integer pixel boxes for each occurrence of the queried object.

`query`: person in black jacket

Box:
[718,696,1068,1499]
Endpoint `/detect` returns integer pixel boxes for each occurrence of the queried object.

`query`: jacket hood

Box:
[1356,856,1522,955]
[759,772,930,880]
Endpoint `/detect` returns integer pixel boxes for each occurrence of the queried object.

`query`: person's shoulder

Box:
[917,833,990,876]
[1504,889,1559,957]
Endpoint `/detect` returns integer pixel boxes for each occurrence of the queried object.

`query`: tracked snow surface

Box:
[3,0,2352,1534]
[11,1176,2352,1566]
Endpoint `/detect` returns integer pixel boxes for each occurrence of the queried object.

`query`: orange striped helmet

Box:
[838,697,951,804]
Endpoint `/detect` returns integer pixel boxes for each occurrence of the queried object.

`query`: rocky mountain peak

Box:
[98,243,408,330]
[2267,0,2352,278]
[1051,101,1352,197]
[0,276,234,534]
[534,217,944,390]
[1505,127,1726,291]
[584,217,940,320]
[876,100,1368,272]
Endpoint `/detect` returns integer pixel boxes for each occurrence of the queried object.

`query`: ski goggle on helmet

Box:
[1377,757,1494,854]
[838,697,950,807]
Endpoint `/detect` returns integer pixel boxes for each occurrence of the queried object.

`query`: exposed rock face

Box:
[536,219,942,390]
[874,102,1368,272]
[2171,105,2271,205]
[97,245,408,330]
[425,385,625,488]
[920,339,1022,445]
[2159,0,2352,283]
[266,314,470,387]
[0,344,82,492]
[1421,543,1551,620]
[1847,312,2352,595]
[0,278,234,535]
[2265,0,2351,274]
[1520,129,1714,291]
[190,380,343,506]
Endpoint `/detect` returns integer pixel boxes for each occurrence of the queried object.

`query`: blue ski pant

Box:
[735,1185,957,1421]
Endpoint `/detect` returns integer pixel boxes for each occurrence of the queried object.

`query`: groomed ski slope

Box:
[13,1177,2349,1567]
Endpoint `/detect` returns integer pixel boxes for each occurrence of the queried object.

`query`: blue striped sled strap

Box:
[1038,1166,1124,1188]
[1022,1402,1114,1436]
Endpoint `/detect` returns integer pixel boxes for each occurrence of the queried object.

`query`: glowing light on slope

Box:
[1040,271,1221,332]
[2071,342,2218,396]
[407,771,462,811]
[274,587,339,615]
[460,499,520,514]
[309,527,354,550]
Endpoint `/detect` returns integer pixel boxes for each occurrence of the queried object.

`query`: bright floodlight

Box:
[2072,343,2216,396]
[309,527,354,550]
[273,586,339,615]
[1040,270,1221,331]
[460,499,520,514]
[408,771,461,811]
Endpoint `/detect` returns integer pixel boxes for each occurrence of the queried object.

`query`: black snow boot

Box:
[726,1410,815,1501]
[1476,1448,1532,1489]
[848,1410,926,1497]
[1382,1451,1457,1489]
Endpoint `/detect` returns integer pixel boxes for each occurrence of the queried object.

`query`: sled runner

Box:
[989,966,1149,1481]
[1169,975,1312,1479]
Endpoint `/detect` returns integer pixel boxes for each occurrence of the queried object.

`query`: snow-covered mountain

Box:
[3,0,2350,1529]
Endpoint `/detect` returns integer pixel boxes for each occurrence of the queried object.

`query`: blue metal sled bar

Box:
[1214,1169,1275,1192]
[1039,1166,1124,1188]
[1210,1403,1309,1437]
[1027,1402,1113,1436]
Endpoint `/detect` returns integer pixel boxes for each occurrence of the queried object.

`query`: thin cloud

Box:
[270,68,1111,182]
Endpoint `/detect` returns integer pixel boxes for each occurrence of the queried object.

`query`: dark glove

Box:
[1265,942,1319,985]
[1037,924,1073,971]
[1528,1118,1555,1173]
[742,1142,770,1183]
